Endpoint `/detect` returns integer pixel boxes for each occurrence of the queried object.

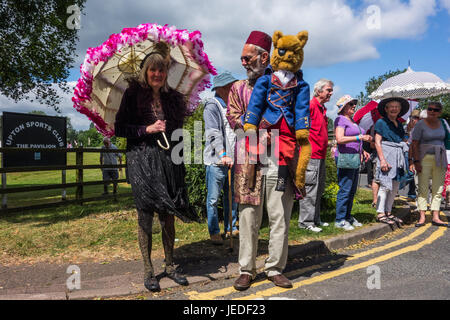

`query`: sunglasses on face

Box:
[427,107,442,112]
[240,54,259,63]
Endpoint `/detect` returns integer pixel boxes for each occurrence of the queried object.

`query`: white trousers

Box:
[376,180,400,214]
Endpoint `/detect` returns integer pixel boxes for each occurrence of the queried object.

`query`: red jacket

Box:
[309,97,328,159]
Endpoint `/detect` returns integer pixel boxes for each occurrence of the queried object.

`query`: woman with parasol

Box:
[73,23,216,293]
[373,97,409,227]
[114,42,197,292]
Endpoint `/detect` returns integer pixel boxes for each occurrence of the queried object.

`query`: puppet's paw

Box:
[295,129,310,142]
[243,123,257,132]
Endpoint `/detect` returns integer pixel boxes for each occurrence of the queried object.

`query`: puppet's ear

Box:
[272,30,283,48]
[296,31,308,48]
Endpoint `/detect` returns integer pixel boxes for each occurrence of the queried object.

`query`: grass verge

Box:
[0,188,378,266]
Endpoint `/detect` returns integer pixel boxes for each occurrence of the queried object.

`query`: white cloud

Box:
[72,0,437,71]
[1,0,439,130]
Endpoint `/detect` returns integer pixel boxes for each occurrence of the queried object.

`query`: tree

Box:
[28,110,47,115]
[418,94,450,123]
[66,117,77,144]
[357,68,407,107]
[0,0,86,112]
[77,127,103,147]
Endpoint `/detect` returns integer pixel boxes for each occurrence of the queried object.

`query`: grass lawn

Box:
[0,182,377,266]
[3,152,132,208]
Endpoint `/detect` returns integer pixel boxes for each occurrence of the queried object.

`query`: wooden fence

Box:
[0,147,132,214]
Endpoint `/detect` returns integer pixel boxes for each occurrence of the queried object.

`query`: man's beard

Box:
[246,57,265,83]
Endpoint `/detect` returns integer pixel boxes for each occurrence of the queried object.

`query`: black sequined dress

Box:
[114,81,198,233]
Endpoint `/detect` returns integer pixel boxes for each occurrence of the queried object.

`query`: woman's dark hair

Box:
[428,102,443,110]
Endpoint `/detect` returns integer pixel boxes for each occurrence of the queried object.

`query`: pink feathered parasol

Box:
[72,23,217,137]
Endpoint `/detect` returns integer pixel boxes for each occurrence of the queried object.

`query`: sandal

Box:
[376,214,394,225]
[386,214,403,227]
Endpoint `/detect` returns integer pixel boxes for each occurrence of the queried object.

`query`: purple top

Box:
[334,115,365,154]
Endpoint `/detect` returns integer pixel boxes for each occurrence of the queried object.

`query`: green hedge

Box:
[184,104,208,220]
[320,146,338,209]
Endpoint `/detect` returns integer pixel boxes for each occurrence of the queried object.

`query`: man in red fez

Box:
[241,31,271,86]
[226,30,295,291]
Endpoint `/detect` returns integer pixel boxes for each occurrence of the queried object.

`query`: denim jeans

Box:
[335,167,359,223]
[206,165,238,235]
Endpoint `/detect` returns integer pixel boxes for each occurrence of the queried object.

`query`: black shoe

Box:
[415,222,426,227]
[166,270,189,286]
[144,274,160,292]
[431,221,449,227]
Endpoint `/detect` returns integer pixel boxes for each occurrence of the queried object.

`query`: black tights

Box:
[137,212,175,277]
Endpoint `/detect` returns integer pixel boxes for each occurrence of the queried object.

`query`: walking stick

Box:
[228,168,234,252]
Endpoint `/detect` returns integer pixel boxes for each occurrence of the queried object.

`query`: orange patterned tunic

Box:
[226,80,264,205]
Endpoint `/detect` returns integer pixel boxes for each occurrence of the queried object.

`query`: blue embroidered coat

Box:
[243,65,310,131]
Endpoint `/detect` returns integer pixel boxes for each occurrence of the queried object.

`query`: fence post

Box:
[76,147,83,203]
[1,173,6,209]
[1,151,6,209]
[62,170,66,201]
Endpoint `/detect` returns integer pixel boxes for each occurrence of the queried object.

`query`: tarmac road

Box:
[140,212,449,301]
[1,177,446,301]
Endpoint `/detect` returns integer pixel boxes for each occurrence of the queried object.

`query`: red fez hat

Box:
[245,30,272,53]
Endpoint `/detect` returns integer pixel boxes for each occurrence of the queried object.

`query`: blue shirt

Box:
[374,118,405,143]
[244,65,310,131]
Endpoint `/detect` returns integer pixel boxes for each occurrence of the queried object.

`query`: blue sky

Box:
[2,0,449,130]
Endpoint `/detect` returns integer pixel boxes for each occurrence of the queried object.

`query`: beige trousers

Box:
[417,154,445,211]
[238,165,294,278]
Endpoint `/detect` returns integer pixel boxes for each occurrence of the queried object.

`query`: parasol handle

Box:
[157,132,170,150]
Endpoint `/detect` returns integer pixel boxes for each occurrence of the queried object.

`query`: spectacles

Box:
[427,107,442,112]
[240,54,259,63]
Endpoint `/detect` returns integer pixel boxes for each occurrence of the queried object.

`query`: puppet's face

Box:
[270,31,308,73]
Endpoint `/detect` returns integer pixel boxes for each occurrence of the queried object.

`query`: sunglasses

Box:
[240,54,259,63]
[427,107,442,112]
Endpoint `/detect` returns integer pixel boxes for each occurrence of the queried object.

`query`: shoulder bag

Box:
[337,122,361,169]
[440,118,450,150]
